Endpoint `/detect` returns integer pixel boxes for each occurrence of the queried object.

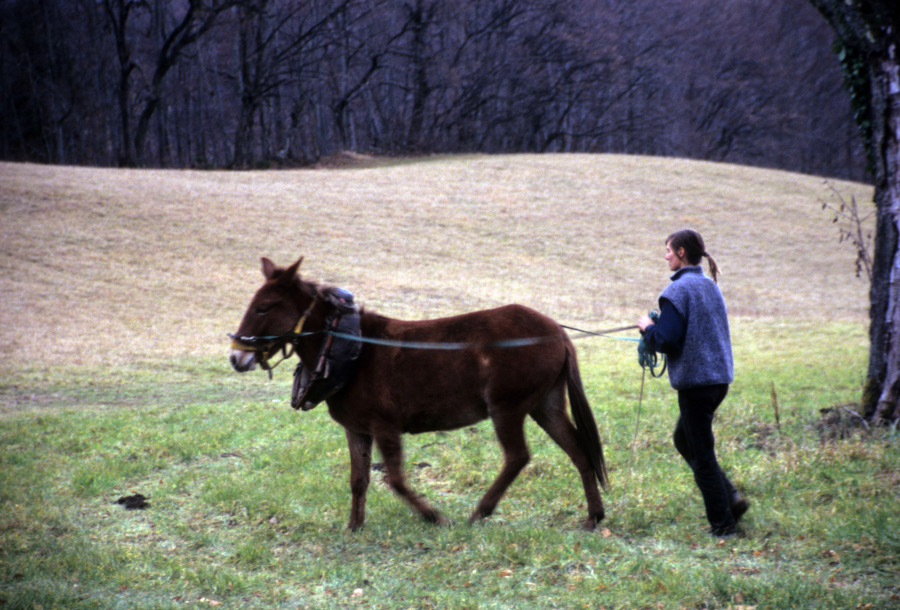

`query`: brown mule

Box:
[230,256,608,531]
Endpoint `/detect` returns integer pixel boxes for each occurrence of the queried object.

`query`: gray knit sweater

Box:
[660,266,734,390]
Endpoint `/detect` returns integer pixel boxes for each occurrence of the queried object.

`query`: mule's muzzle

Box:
[230,349,258,372]
[229,333,269,372]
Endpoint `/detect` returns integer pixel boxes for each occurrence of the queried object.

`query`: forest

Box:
[1,0,868,180]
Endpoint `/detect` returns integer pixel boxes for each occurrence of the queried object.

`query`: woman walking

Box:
[637,229,748,537]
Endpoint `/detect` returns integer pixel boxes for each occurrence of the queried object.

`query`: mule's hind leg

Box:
[468,410,531,525]
[531,387,605,530]
[373,432,448,525]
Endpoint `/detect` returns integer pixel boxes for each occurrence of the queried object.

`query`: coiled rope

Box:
[636,310,667,378]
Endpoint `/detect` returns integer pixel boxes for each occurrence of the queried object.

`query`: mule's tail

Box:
[565,343,609,488]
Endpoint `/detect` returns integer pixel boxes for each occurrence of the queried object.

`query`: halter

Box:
[230,296,318,376]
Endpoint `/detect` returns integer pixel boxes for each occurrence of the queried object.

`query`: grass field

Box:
[1,155,897,608]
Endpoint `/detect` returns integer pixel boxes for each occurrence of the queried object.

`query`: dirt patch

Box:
[745,422,781,453]
[116,493,150,510]
[813,404,870,441]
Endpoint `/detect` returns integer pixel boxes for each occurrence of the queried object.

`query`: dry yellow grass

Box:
[0,154,872,370]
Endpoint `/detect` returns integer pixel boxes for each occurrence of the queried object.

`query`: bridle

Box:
[229,296,318,376]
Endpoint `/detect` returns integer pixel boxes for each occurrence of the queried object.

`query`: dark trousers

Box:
[674,384,737,532]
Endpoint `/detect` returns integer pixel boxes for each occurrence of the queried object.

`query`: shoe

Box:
[709,525,736,538]
[731,495,750,522]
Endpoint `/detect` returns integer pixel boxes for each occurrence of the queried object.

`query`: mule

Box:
[229,256,608,531]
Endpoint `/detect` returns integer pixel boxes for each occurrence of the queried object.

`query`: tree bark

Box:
[809,0,900,423]
[870,44,900,423]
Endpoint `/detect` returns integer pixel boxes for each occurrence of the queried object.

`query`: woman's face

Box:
[665,241,688,272]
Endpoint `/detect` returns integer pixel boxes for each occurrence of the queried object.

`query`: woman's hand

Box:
[637,314,655,333]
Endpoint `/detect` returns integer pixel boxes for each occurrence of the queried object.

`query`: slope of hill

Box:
[0,154,873,368]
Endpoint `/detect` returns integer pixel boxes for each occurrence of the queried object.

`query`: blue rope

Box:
[230,323,640,352]
[230,321,663,376]
[636,311,667,378]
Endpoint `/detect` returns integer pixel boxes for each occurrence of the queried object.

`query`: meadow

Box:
[1,154,897,608]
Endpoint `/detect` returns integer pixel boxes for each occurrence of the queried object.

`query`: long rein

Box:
[231,311,665,377]
[231,320,643,353]
[229,286,670,383]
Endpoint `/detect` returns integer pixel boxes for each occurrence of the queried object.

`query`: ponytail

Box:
[703,251,721,284]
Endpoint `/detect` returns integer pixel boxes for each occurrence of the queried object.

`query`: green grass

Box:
[2,325,898,608]
[1,155,895,608]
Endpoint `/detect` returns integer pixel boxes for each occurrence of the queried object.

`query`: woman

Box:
[637,229,748,537]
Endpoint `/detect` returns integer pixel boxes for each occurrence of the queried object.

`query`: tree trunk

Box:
[232,3,257,168]
[869,46,900,423]
[809,0,900,423]
[103,0,139,167]
[405,0,432,151]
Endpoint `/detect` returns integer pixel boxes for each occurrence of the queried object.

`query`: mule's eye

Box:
[255,304,271,316]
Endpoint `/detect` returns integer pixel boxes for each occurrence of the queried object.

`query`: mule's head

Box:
[229,256,305,372]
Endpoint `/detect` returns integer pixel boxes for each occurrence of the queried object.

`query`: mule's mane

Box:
[294,275,328,301]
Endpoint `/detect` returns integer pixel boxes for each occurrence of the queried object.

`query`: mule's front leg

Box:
[374,433,449,525]
[345,430,373,531]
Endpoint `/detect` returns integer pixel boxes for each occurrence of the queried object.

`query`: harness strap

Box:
[291,297,362,410]
[312,313,341,377]
[294,297,318,335]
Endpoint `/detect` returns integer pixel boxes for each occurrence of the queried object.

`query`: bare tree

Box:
[0,0,868,177]
[103,0,143,166]
[1,0,99,164]
[102,0,235,167]
[809,0,900,423]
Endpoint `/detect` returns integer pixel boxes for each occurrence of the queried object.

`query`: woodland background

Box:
[0,0,869,179]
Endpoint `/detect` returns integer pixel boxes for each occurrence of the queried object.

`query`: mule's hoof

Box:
[466,508,493,526]
[731,495,750,522]
[347,520,365,532]
[581,512,604,531]
[423,510,450,526]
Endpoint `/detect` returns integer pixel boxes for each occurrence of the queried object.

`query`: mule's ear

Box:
[280,256,303,284]
[261,257,277,279]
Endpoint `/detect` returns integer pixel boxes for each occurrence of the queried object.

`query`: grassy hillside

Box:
[0,154,871,371]
[2,155,894,609]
